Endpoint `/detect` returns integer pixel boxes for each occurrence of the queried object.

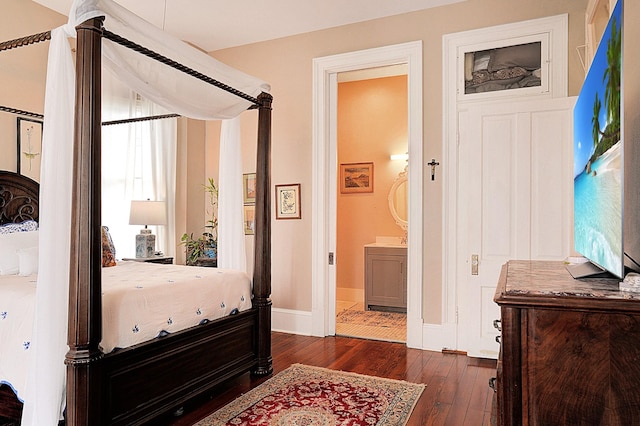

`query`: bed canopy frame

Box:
[0,10,272,426]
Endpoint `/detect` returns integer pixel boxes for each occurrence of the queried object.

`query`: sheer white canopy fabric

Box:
[71,0,270,120]
[21,0,269,423]
[21,26,75,425]
[218,117,247,271]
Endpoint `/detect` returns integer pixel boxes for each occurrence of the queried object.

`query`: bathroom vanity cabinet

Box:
[364,244,407,312]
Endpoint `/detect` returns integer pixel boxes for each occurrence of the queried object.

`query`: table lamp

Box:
[129,200,167,258]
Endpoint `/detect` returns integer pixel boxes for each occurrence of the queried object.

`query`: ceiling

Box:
[34,0,464,52]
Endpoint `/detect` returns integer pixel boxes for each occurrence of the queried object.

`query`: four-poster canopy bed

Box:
[0,1,272,424]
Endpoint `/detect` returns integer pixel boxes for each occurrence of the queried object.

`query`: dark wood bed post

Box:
[65,17,105,425]
[253,92,273,376]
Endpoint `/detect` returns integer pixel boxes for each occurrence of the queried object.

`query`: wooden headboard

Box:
[0,170,39,225]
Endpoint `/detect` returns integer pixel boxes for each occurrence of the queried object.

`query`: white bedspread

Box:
[0,274,37,401]
[0,262,251,401]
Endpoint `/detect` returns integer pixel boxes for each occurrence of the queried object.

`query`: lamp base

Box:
[135,229,156,258]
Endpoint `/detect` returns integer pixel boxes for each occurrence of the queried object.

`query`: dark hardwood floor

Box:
[162,332,497,426]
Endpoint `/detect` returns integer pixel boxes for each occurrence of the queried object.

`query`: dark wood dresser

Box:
[493,260,640,425]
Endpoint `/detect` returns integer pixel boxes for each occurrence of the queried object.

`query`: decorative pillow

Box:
[487,42,541,72]
[17,246,39,276]
[465,67,528,92]
[464,53,474,81]
[0,220,38,234]
[473,51,491,72]
[0,230,39,275]
[102,226,117,267]
[492,66,527,81]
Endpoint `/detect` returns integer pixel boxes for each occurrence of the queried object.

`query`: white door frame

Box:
[442,15,568,352]
[311,41,424,348]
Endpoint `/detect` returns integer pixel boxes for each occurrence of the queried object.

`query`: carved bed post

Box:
[253,92,273,376]
[65,17,104,425]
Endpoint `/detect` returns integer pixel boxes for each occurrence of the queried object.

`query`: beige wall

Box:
[336,76,408,298]
[0,0,65,173]
[8,0,638,325]
[209,0,590,318]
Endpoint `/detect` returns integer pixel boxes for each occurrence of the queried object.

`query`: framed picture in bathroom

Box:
[340,162,373,194]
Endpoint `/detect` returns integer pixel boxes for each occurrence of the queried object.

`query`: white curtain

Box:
[21,0,269,423]
[102,69,177,259]
[218,117,247,271]
[21,26,75,425]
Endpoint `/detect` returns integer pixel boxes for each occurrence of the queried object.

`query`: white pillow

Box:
[0,220,38,234]
[17,246,39,276]
[0,230,39,275]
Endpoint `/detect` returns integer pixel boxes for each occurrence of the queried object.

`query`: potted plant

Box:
[181,178,218,266]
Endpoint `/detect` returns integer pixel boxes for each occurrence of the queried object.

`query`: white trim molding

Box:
[312,41,424,348]
[272,308,313,336]
[271,308,458,355]
[422,322,458,352]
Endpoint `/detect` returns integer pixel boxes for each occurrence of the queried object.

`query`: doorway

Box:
[311,41,424,348]
[335,69,408,342]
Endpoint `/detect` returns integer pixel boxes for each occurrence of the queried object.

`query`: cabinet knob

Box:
[495,335,501,344]
[489,377,497,392]
[493,319,501,331]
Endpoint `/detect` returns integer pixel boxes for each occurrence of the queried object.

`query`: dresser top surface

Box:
[495,260,640,307]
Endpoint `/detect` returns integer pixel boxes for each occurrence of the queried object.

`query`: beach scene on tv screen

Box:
[573,0,622,277]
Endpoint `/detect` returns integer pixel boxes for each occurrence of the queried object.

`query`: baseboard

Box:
[421,321,457,352]
[336,287,363,303]
[272,307,313,335]
[272,308,459,355]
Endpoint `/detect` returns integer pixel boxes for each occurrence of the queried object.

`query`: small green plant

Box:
[181,178,218,265]
[181,232,215,265]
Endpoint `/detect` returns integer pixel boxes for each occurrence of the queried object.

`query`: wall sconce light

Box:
[129,200,167,258]
[390,153,409,161]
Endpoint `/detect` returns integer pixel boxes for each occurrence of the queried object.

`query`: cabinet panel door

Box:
[610,314,640,422]
[526,308,609,424]
[365,250,406,310]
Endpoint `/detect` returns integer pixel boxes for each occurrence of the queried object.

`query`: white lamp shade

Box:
[129,200,167,226]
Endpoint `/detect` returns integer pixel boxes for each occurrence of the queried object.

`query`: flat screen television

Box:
[571,0,623,278]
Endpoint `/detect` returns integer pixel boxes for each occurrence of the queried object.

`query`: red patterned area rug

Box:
[194,364,425,425]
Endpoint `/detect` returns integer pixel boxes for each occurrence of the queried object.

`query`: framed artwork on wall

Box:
[243,173,256,204]
[340,162,374,193]
[17,117,43,182]
[243,204,255,235]
[275,183,301,219]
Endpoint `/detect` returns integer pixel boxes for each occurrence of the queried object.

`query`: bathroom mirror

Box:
[388,167,408,232]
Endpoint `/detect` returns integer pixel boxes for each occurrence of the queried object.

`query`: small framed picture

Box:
[17,117,43,182]
[243,173,256,204]
[275,183,301,220]
[243,204,255,235]
[340,162,373,194]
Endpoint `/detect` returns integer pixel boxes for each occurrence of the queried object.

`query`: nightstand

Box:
[122,256,173,265]
[191,257,217,267]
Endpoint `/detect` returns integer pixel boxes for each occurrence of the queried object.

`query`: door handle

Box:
[471,254,479,275]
